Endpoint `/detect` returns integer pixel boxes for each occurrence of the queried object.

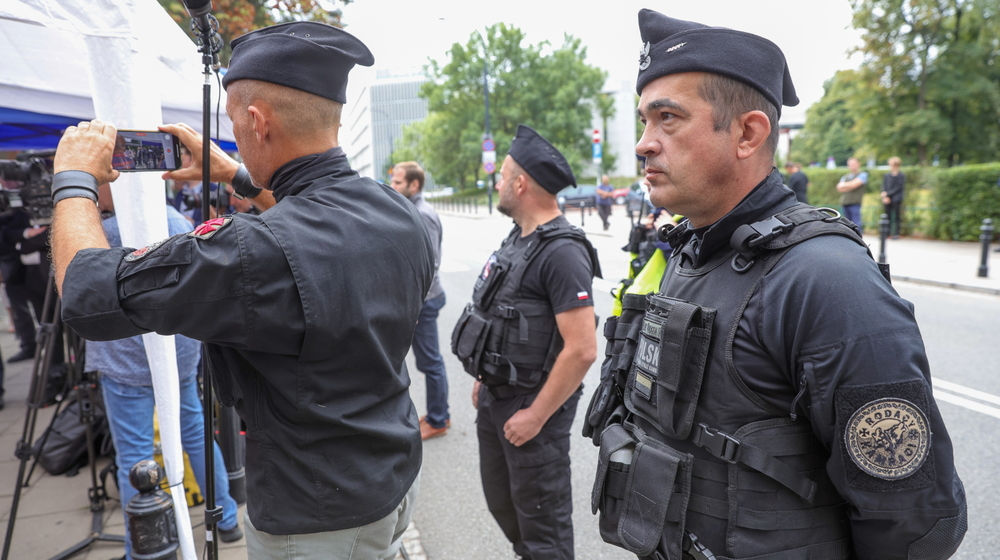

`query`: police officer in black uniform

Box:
[49,22,434,559]
[453,125,601,560]
[583,10,966,560]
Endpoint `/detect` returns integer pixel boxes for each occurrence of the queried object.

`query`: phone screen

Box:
[112,130,181,171]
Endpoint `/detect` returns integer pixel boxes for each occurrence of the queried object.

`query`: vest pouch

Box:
[471,252,511,309]
[593,424,692,559]
[450,304,492,377]
[584,316,624,443]
[625,295,714,440]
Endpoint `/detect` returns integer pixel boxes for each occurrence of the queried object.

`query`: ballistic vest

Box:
[452,216,600,396]
[586,204,876,560]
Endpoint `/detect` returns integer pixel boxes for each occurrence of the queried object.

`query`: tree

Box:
[848,0,1000,165]
[790,70,863,166]
[157,0,352,65]
[412,23,607,190]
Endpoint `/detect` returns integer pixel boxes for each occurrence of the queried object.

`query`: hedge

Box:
[801,164,1000,241]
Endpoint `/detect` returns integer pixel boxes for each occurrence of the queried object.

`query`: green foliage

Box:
[799,164,999,239]
[157,0,350,65]
[414,24,607,190]
[929,163,1000,240]
[844,0,1000,166]
[790,70,863,166]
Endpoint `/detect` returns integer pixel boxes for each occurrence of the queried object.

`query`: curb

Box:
[892,275,1000,297]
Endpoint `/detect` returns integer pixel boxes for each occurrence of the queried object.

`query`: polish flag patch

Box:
[188,216,232,240]
[577,291,590,300]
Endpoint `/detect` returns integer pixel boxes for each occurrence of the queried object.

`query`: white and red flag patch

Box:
[188,216,232,240]
[577,291,590,300]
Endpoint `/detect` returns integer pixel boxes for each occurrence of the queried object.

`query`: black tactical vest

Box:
[452,216,600,396]
[585,204,876,560]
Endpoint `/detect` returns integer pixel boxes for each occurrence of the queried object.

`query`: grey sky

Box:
[342,0,864,126]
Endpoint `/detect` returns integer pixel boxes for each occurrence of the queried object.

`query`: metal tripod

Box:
[1,271,124,560]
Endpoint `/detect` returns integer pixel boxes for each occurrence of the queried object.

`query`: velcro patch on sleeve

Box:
[835,380,935,491]
[189,216,232,240]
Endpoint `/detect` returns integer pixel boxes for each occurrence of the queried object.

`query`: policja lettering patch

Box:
[189,216,232,240]
[845,398,930,480]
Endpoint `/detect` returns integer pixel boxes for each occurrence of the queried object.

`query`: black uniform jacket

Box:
[62,148,435,534]
[673,170,965,558]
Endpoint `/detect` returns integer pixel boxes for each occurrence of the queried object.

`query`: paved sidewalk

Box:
[2,206,998,560]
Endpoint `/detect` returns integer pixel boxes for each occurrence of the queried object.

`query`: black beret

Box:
[635,9,798,116]
[222,22,374,103]
[507,125,576,195]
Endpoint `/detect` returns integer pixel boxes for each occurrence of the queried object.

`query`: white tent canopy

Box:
[0,0,234,143]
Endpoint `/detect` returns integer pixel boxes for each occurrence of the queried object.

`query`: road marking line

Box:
[932,390,1000,420]
[933,377,1000,407]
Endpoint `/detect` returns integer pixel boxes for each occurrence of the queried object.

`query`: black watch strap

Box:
[231,164,261,199]
[52,170,99,204]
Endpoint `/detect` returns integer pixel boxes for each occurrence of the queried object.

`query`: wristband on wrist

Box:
[231,164,262,199]
[52,170,99,204]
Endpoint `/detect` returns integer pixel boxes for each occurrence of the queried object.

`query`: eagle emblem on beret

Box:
[845,398,930,480]
[638,41,651,71]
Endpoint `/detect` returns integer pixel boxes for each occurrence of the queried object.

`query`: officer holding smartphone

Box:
[48,22,434,559]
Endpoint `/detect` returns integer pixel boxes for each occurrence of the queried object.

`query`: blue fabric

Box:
[86,207,200,385]
[597,184,614,206]
[102,375,239,560]
[842,204,863,229]
[414,293,449,428]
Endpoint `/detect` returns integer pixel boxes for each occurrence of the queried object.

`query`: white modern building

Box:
[344,68,436,188]
[593,78,641,179]
[346,72,641,187]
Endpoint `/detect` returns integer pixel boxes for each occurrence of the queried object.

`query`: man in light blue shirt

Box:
[87,183,241,558]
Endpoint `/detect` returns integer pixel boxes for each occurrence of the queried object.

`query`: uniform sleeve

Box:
[748,236,966,560]
[538,239,595,314]
[62,215,305,355]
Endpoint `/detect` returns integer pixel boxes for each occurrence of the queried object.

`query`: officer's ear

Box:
[247,104,269,143]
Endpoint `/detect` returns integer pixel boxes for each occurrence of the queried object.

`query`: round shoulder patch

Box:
[845,398,930,480]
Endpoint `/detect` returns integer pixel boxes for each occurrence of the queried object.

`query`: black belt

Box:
[487,379,543,400]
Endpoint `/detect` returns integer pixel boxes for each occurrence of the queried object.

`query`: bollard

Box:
[878,213,890,265]
[580,205,586,227]
[125,460,179,560]
[979,218,993,278]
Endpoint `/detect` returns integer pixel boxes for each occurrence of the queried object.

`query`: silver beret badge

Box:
[638,41,651,71]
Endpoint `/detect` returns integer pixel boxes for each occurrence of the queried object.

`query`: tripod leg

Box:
[1,271,63,560]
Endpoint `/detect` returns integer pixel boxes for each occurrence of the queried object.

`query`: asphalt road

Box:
[406,209,1000,560]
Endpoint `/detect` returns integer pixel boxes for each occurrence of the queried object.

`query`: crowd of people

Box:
[0,7,962,560]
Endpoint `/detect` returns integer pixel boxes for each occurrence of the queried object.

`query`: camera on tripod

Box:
[0,150,55,225]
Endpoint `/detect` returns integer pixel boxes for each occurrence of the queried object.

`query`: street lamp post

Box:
[476,30,494,215]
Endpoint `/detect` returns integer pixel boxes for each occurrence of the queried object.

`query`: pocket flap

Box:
[618,441,682,556]
[456,313,489,360]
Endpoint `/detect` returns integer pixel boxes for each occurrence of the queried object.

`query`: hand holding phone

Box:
[158,123,241,184]
[112,130,182,172]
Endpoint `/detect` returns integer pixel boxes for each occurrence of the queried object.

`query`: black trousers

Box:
[597,204,612,229]
[883,201,903,237]
[5,264,63,363]
[478,385,581,560]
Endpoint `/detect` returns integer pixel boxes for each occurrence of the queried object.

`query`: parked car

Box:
[557,185,597,211]
[612,186,631,205]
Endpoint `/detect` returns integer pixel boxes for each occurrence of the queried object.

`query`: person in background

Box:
[881,156,905,239]
[596,174,614,230]
[89,182,242,559]
[837,157,868,230]
[783,161,809,204]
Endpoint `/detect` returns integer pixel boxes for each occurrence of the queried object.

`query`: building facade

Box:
[345,68,436,189]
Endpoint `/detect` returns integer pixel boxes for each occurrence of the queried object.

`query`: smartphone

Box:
[112,130,182,172]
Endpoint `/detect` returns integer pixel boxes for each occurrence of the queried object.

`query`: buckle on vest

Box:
[483,352,505,366]
[496,305,519,318]
[691,423,740,464]
[746,216,791,249]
